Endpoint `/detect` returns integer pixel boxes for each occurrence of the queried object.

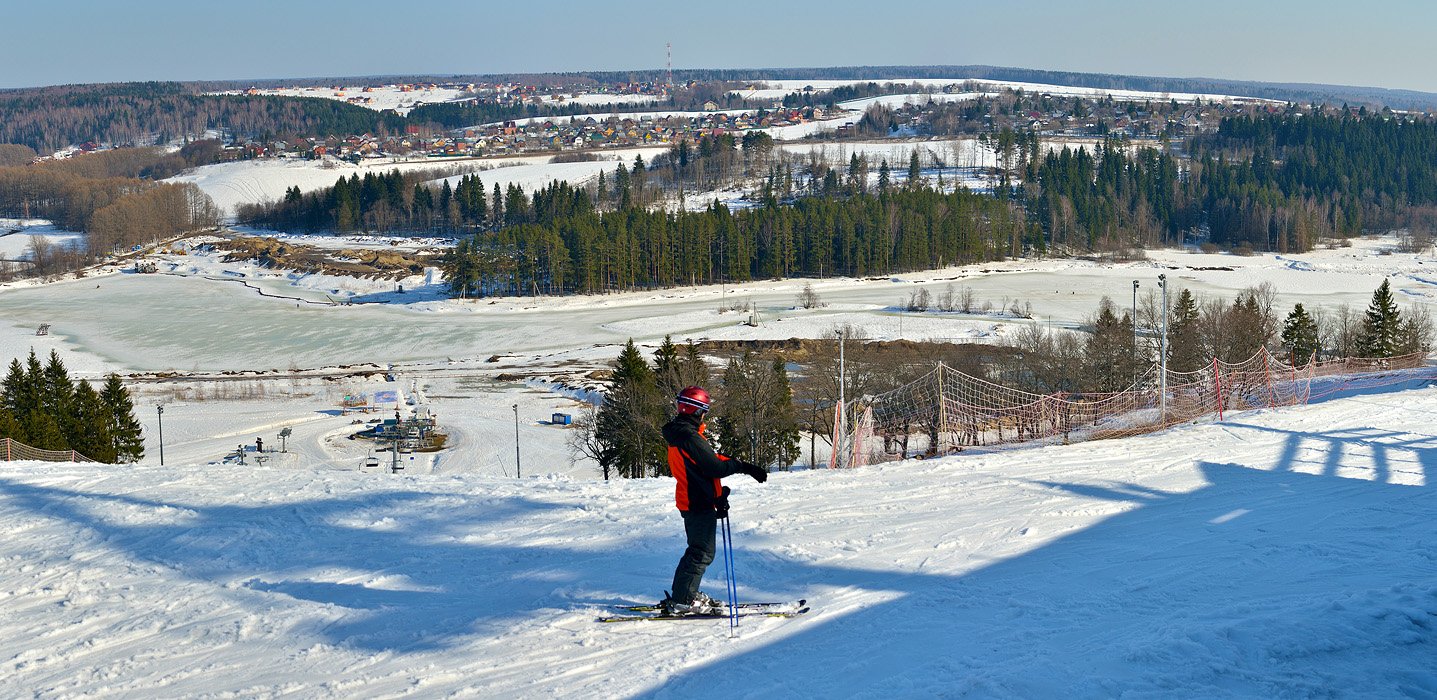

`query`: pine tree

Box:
[100,374,144,463]
[1358,279,1402,357]
[1280,303,1321,365]
[70,380,115,462]
[595,339,664,478]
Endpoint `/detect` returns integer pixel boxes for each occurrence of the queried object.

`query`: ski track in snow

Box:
[1,386,1435,697]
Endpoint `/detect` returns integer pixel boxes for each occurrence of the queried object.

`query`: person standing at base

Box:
[660,385,768,615]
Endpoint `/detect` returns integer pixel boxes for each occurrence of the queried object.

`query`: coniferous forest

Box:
[231,108,1437,299]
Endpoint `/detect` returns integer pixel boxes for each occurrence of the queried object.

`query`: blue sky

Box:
[3,0,1433,93]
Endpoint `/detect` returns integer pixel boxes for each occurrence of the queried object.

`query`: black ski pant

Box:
[670,508,717,604]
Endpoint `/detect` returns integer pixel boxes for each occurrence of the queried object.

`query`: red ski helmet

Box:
[675,386,711,415]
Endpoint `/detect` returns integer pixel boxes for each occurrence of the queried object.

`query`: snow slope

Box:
[1,384,1433,697]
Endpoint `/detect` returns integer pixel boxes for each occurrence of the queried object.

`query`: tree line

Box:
[1,350,145,463]
[1024,110,1437,254]
[238,172,592,235]
[439,185,1033,297]
[988,280,1431,397]
[0,82,409,153]
[0,148,220,280]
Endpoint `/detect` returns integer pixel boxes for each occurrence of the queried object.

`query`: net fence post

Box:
[1213,357,1224,421]
[936,362,948,454]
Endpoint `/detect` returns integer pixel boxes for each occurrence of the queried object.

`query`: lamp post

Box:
[1158,274,1169,423]
[512,403,521,479]
[156,404,165,466]
[1132,280,1140,350]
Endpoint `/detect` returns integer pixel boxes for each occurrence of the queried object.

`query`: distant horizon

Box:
[2,1,1433,94]
[8,63,1435,105]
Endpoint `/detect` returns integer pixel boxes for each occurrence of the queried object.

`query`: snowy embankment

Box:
[2,385,1433,697]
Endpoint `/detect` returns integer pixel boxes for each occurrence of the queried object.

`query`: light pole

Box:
[1158,274,1169,423]
[1132,280,1140,384]
[512,403,521,479]
[1132,280,1140,349]
[156,404,165,466]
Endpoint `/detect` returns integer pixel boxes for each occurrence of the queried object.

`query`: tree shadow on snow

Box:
[0,481,617,653]
[640,421,1437,698]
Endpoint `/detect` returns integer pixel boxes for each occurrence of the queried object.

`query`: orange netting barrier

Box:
[0,437,96,463]
[829,350,1433,466]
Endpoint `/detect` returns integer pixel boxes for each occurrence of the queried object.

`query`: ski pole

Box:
[722,514,739,637]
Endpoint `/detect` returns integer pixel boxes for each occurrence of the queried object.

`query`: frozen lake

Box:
[1,240,1426,374]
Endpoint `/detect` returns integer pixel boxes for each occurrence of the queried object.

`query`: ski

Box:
[597,606,810,624]
[616,598,806,613]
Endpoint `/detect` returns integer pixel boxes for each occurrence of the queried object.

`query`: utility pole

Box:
[156,404,165,466]
[512,404,521,478]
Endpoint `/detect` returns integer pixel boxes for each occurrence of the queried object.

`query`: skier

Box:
[660,385,767,615]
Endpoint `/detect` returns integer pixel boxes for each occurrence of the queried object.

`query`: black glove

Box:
[741,461,768,484]
[715,486,731,519]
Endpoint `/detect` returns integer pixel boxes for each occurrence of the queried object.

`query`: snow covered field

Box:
[0,381,1432,697]
[210,86,471,116]
[737,78,1277,105]
[168,149,666,219]
[0,219,84,260]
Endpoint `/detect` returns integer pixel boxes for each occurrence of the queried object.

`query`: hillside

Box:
[2,385,1433,697]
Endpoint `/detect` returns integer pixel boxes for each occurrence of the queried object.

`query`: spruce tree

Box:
[595,339,663,478]
[70,380,115,462]
[1358,279,1402,357]
[0,408,20,443]
[1167,288,1206,373]
[100,374,144,463]
[1280,303,1321,365]
[19,351,49,445]
[1082,299,1138,392]
[1,357,29,433]
[26,413,66,451]
[41,350,75,427]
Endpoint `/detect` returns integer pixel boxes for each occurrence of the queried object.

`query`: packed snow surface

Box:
[1,384,1433,697]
